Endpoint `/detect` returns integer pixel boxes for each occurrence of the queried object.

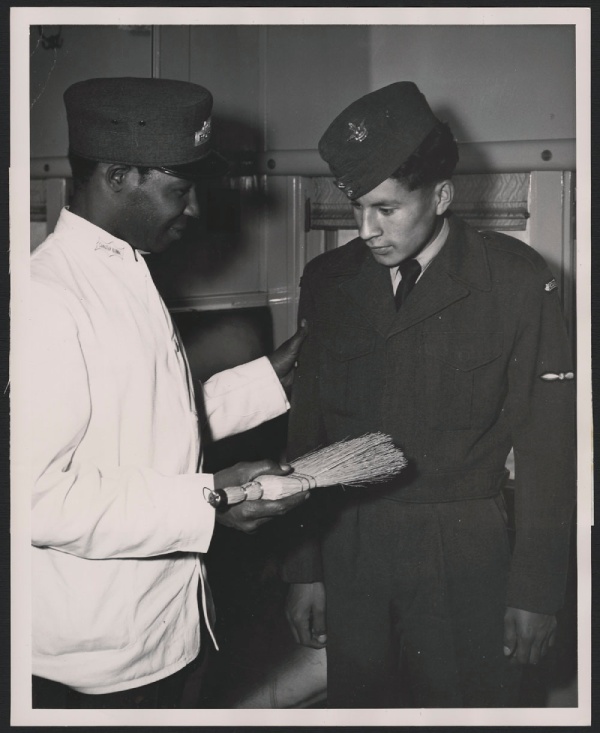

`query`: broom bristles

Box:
[289,432,407,487]
[220,432,408,504]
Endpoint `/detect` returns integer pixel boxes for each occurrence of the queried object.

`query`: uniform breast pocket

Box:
[423,331,505,430]
[315,320,376,418]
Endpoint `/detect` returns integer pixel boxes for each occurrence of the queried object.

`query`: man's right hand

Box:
[213,459,308,533]
[285,582,327,649]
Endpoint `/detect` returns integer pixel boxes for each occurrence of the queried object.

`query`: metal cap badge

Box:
[318,81,441,200]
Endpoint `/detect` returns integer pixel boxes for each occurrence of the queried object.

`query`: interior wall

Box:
[30,24,576,157]
[30,25,153,159]
[369,25,575,143]
[263,26,371,150]
[29,23,577,314]
[188,26,262,153]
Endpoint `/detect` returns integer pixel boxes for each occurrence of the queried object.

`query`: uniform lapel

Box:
[387,260,469,336]
[387,216,493,337]
[333,217,491,337]
[338,249,398,336]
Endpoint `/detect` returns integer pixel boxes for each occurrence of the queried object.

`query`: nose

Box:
[357,208,381,242]
[183,186,200,218]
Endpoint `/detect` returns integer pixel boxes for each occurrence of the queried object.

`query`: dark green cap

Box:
[319,81,440,199]
[64,77,229,179]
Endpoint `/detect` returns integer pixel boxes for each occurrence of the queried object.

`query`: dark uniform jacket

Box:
[284,214,576,615]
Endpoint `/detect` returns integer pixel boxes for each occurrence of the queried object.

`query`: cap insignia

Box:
[545,278,558,292]
[347,120,368,143]
[194,118,211,146]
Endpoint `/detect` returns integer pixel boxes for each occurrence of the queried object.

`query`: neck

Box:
[412,215,443,260]
[69,188,122,242]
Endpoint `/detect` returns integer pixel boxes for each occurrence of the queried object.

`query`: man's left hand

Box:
[503,606,557,665]
[268,319,308,393]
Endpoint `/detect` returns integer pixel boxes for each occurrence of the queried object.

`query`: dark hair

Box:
[390,122,459,191]
[68,153,152,189]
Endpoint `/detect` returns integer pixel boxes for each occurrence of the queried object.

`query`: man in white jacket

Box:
[30,77,307,708]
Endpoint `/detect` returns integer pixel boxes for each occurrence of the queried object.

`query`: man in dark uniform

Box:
[282,82,575,708]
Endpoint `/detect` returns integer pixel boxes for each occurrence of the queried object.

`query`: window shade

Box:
[307,173,530,231]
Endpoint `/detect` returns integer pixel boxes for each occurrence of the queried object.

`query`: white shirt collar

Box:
[413,216,450,272]
[54,208,138,264]
[391,217,450,291]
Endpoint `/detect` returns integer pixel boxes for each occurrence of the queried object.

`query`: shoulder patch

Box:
[544,278,558,293]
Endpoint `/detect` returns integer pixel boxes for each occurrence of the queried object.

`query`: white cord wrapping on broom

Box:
[216,433,407,506]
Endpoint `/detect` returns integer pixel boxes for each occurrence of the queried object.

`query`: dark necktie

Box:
[394,258,422,310]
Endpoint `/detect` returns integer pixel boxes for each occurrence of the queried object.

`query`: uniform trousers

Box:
[321,492,522,708]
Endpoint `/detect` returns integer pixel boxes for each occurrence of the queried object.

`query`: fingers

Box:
[268,321,309,382]
[285,582,327,649]
[528,632,544,666]
[503,609,517,660]
[243,491,308,518]
[284,605,316,647]
[532,616,557,664]
[284,588,310,646]
[503,607,557,665]
[287,617,301,645]
[539,625,558,662]
[286,319,309,346]
[303,636,328,649]
[289,319,309,346]
[215,491,309,533]
[503,613,533,664]
[289,613,314,647]
[242,459,292,481]
[310,602,327,648]
[540,634,550,661]
[261,461,293,477]
[214,459,293,489]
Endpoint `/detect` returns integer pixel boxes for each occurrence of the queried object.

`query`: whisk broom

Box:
[205,432,407,509]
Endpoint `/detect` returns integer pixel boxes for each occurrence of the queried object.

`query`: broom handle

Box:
[207,482,263,509]
[216,474,318,507]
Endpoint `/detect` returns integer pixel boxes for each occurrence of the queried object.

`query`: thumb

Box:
[243,459,291,482]
[264,461,292,477]
[503,610,517,657]
[289,320,308,350]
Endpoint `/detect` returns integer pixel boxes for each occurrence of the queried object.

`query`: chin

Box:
[370,250,402,268]
[136,240,172,255]
[154,241,175,254]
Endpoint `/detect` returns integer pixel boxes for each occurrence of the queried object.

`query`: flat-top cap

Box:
[319,81,440,199]
[64,77,228,179]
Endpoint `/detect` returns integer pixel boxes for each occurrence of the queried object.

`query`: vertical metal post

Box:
[151,26,161,78]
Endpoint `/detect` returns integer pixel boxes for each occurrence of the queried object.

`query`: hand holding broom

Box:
[210,458,309,532]
[205,433,407,509]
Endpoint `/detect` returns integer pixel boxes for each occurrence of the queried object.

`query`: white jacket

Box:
[30,209,289,694]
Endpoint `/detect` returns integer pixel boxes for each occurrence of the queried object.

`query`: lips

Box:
[369,245,393,254]
[168,223,187,238]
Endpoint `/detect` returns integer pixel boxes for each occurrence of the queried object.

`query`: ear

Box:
[103,163,134,193]
[434,180,454,216]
